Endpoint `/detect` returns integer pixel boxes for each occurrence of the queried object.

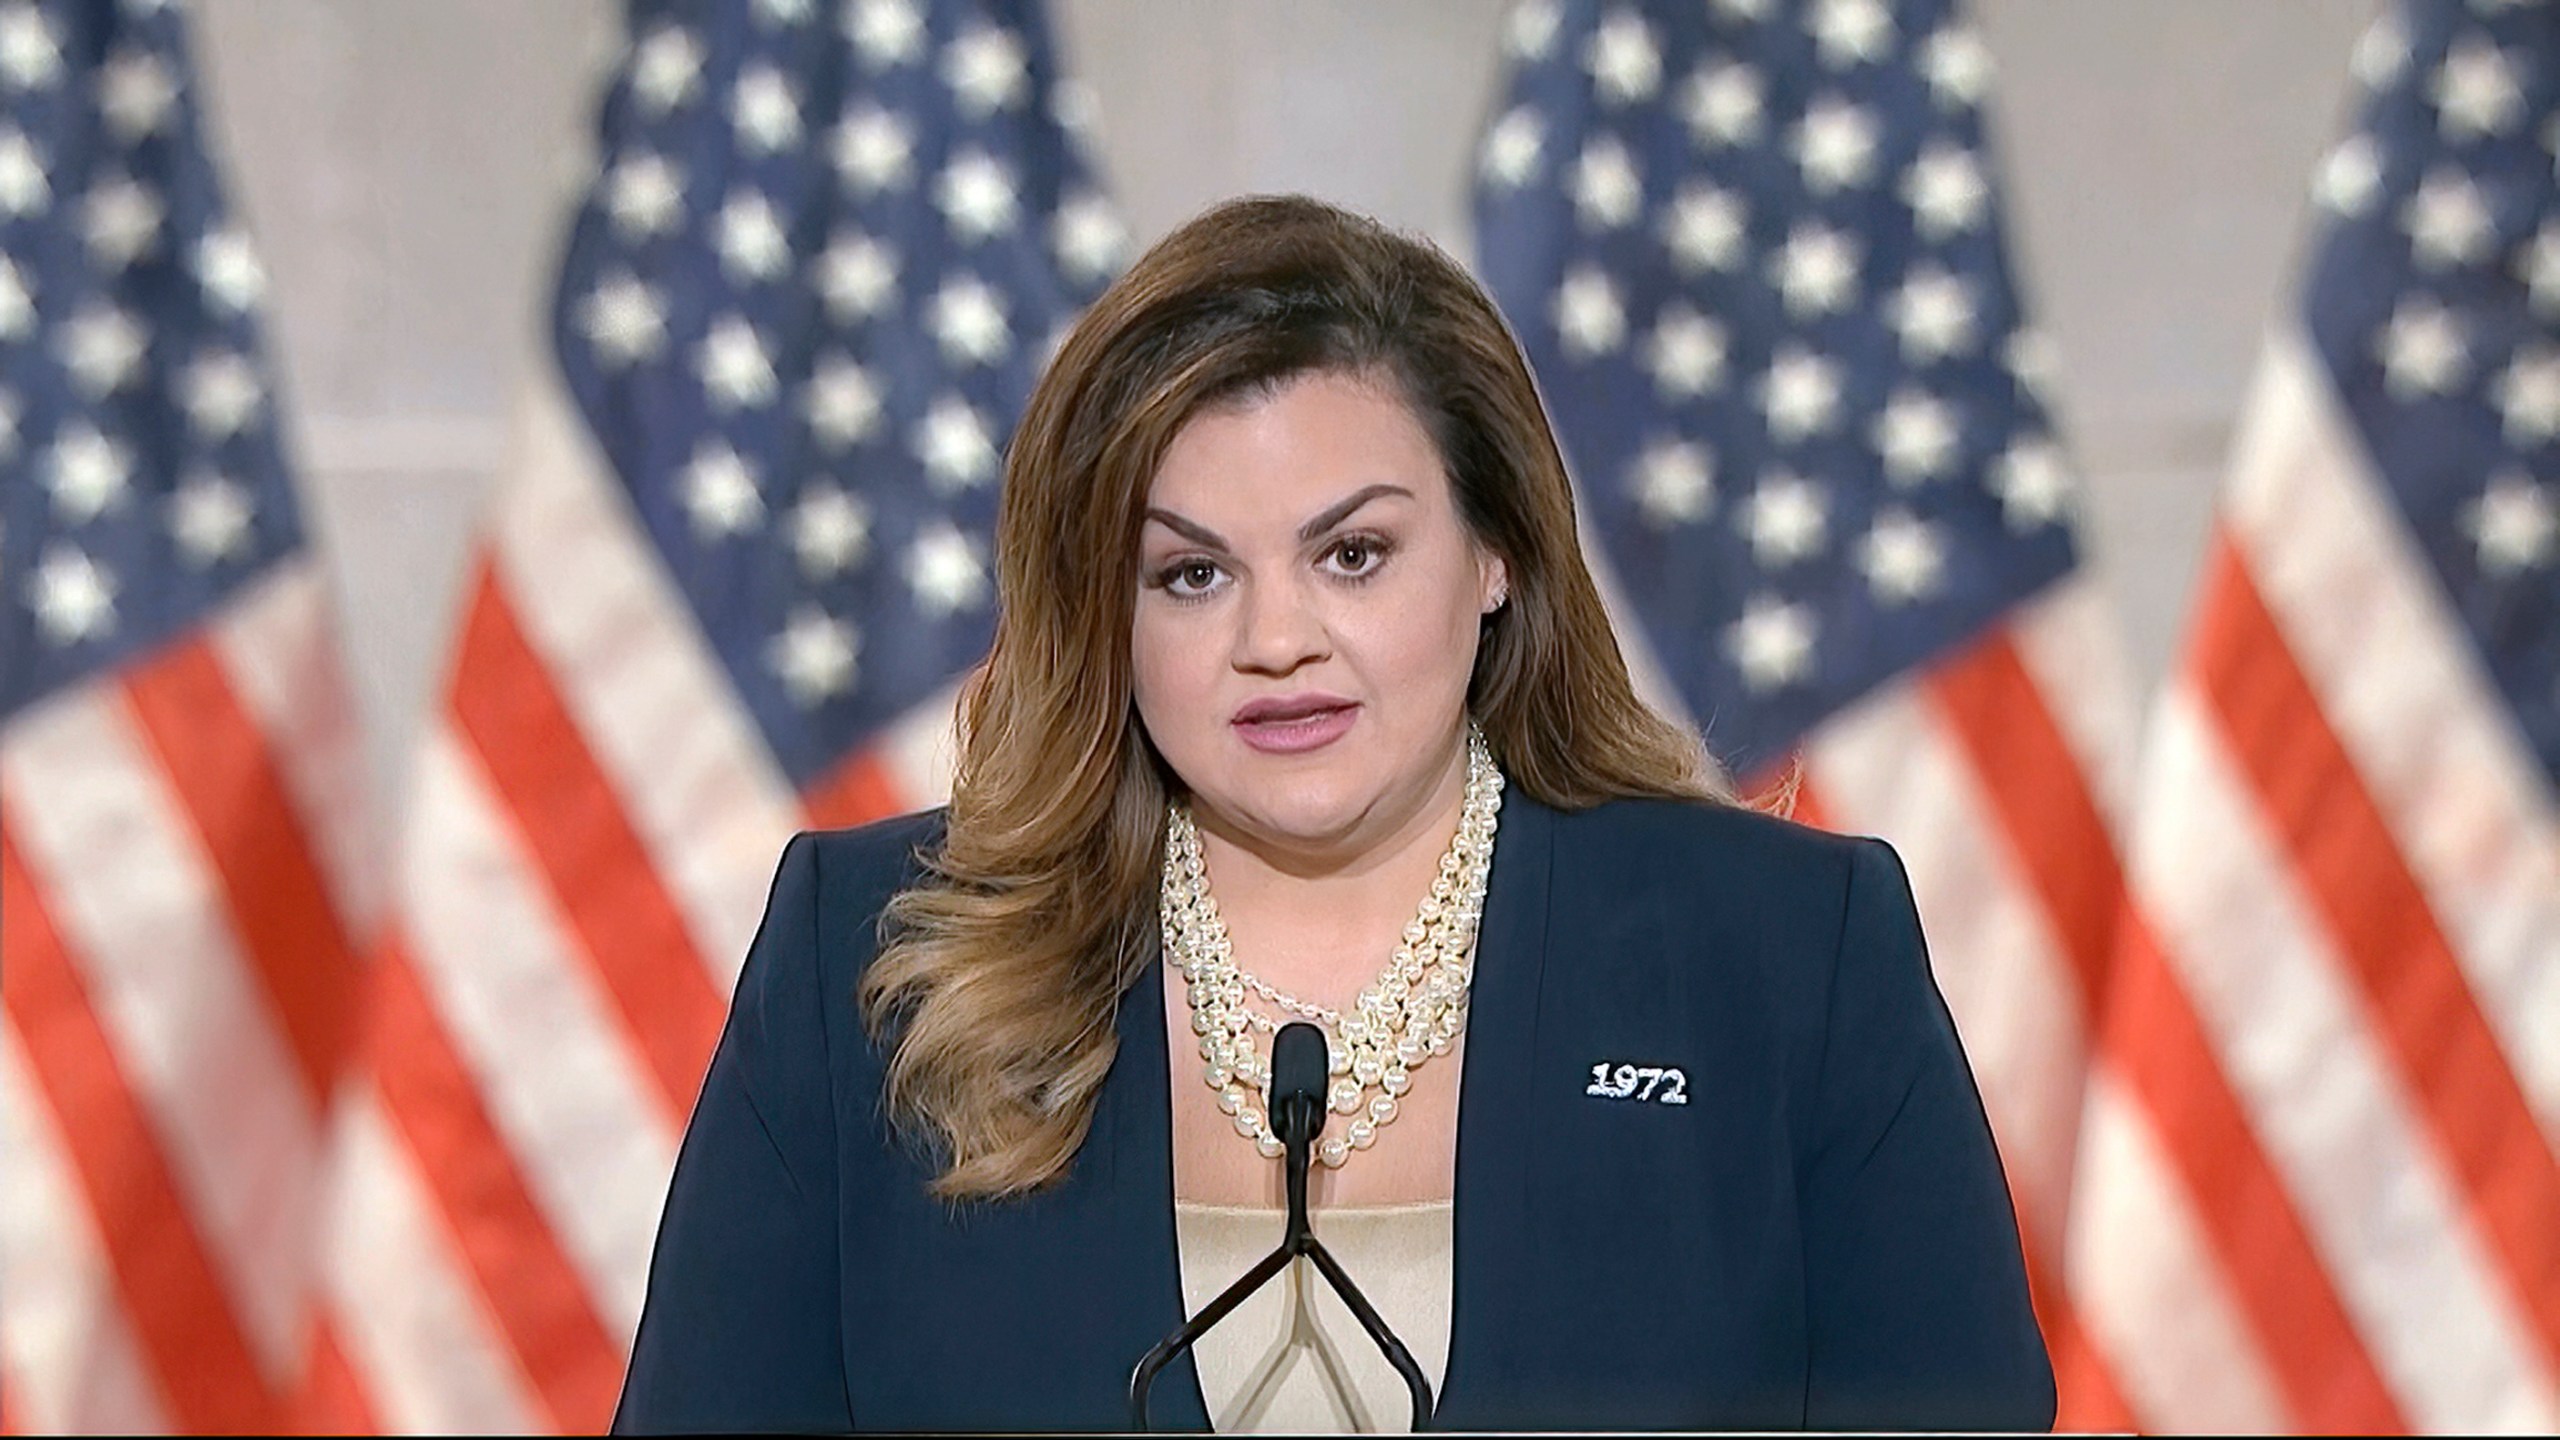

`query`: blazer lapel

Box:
[1431,788,1554,1430]
[1110,950,1217,1431]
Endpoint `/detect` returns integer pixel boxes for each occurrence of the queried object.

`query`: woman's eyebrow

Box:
[1296,483,1413,542]
[1143,483,1413,551]
[1142,508,1227,550]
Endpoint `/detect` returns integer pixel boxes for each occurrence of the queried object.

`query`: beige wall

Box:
[191,0,2378,811]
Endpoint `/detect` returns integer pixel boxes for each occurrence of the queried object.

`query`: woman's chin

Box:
[1201,784,1378,859]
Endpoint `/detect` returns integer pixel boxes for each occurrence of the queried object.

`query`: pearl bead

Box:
[1164,725,1497,1173]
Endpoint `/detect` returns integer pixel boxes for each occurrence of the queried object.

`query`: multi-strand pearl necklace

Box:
[1160,728,1504,1168]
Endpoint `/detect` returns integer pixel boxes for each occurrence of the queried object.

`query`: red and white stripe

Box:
[490,387,804,989]
[1790,574,2144,1431]
[2084,338,2560,1432]
[400,729,683,1336]
[0,560,371,1435]
[0,1032,169,1436]
[314,374,960,1429]
[315,1089,544,1433]
[2064,1069,2290,1432]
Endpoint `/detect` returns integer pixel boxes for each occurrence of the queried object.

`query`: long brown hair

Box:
[858,195,1724,1200]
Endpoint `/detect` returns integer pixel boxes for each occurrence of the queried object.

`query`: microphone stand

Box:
[1129,1022,1436,1431]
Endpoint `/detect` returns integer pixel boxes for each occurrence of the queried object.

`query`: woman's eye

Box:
[1327,536,1389,576]
[1159,559,1223,596]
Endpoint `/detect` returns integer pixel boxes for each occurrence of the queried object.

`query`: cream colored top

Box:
[1174,1200,1455,1434]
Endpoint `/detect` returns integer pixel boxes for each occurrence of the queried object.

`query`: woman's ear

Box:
[1480,554,1511,615]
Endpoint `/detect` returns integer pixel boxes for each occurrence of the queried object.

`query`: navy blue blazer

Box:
[616,791,2055,1433]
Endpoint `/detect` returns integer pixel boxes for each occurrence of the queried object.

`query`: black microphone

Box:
[1129,1021,1437,1430]
[1268,1020,1329,1226]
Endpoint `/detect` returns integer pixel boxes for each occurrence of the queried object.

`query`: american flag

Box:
[304,0,1120,1429]
[0,0,375,1431]
[2086,0,2559,1428]
[1473,0,2148,1427]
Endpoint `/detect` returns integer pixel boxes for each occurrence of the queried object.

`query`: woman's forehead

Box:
[1143,371,1448,514]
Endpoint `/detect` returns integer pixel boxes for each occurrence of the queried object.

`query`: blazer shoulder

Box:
[1551,792,1880,896]
[773,807,949,984]
[797,805,948,891]
[1542,795,1910,1027]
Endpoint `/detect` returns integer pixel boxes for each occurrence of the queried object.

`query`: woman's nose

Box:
[1230,575,1328,675]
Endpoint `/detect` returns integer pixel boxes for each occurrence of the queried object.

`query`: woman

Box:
[615,195,2055,1434]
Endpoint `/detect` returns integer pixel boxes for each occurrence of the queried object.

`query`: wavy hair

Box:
[858,195,1726,1200]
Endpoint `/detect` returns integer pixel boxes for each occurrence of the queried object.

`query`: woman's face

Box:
[1132,369,1506,863]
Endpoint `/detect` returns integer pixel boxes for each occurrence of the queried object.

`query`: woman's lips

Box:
[1232,703,1359,754]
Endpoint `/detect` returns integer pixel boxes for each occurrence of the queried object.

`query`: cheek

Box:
[1350,569,1484,687]
[1129,608,1211,741]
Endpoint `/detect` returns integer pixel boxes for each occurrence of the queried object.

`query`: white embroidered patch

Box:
[1584,1062,1690,1104]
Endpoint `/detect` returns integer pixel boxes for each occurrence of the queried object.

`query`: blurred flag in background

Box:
[2089,0,2558,1428]
[1473,0,2145,1427]
[0,0,375,1431]
[304,0,1120,1429]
